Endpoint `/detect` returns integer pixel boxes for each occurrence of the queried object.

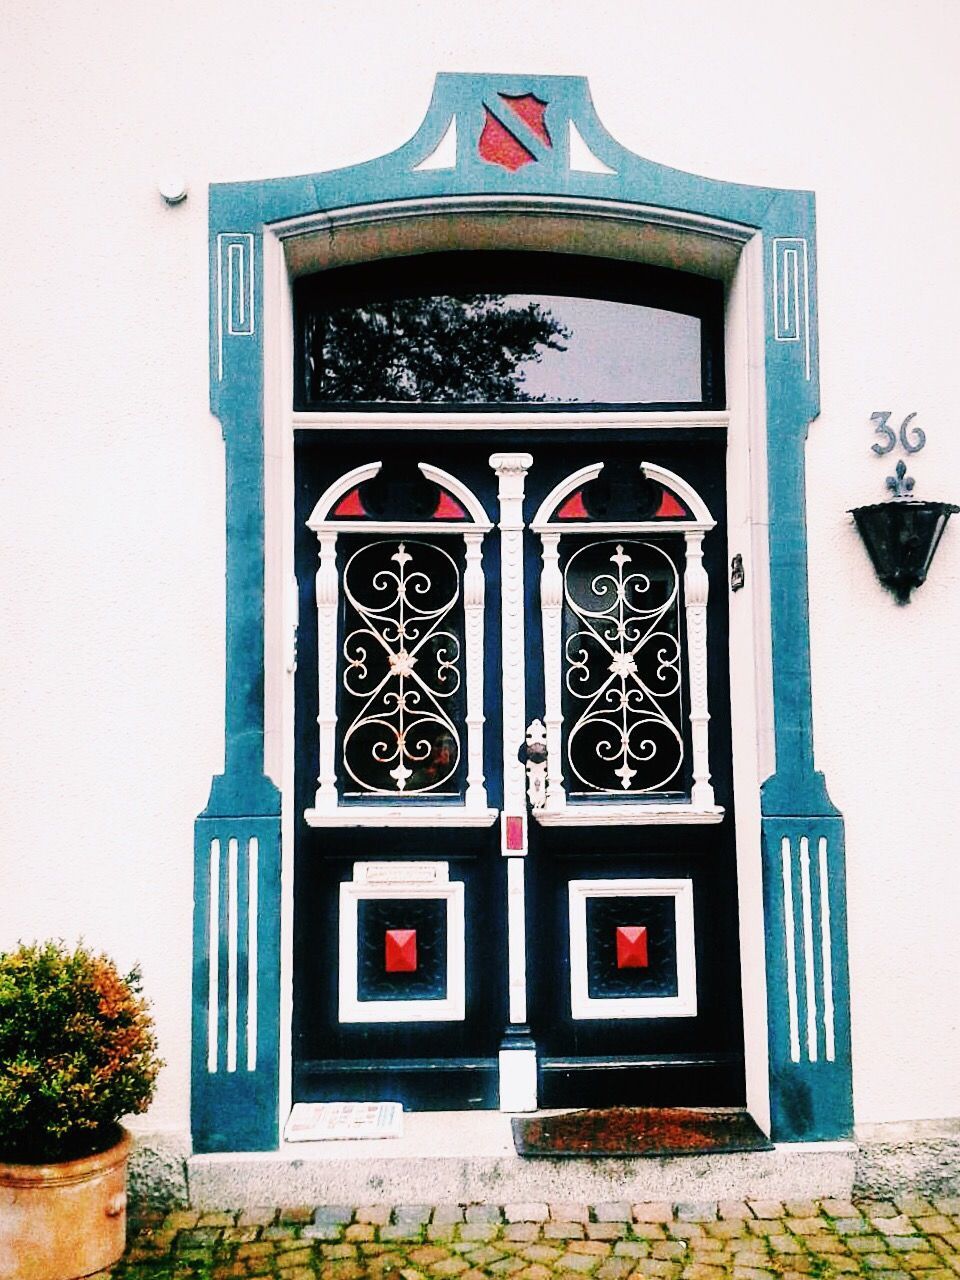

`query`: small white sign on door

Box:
[283,1101,403,1142]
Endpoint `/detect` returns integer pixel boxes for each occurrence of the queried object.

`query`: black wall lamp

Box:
[851,459,958,604]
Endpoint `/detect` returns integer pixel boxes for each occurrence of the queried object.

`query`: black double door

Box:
[292,428,744,1110]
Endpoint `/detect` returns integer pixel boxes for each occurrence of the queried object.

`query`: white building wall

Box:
[1,0,958,1137]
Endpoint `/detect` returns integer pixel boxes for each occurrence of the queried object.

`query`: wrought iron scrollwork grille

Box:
[338,538,466,797]
[562,539,685,796]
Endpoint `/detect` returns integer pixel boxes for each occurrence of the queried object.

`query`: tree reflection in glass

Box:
[301,293,704,406]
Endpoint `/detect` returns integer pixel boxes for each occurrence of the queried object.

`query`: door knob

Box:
[522,719,548,810]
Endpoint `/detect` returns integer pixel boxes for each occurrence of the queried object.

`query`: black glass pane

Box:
[357,898,447,1001]
[562,538,686,796]
[337,536,467,799]
[295,253,723,409]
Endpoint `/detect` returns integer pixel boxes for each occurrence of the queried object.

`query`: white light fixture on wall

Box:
[158,177,188,205]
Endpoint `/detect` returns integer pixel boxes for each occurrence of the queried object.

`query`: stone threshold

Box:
[187,1112,856,1208]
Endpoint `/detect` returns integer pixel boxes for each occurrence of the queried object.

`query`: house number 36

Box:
[870,411,926,456]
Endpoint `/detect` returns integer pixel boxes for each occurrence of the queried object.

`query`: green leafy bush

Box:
[0,941,162,1162]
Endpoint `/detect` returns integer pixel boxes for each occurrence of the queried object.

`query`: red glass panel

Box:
[557,490,589,519]
[385,928,417,973]
[433,491,467,519]
[332,487,366,518]
[505,815,524,850]
[499,93,551,148]
[478,108,536,171]
[655,491,688,518]
[615,925,649,969]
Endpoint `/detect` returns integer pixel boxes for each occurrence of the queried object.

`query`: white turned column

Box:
[463,531,487,813]
[684,530,715,810]
[491,452,536,1112]
[491,453,533,832]
[539,531,566,814]
[313,530,339,813]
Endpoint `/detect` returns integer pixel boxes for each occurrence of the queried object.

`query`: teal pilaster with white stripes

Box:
[195,71,854,1150]
[193,218,282,1152]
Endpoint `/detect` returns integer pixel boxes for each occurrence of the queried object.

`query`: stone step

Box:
[187,1113,856,1208]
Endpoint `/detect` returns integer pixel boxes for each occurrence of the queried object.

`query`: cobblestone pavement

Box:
[99,1196,960,1280]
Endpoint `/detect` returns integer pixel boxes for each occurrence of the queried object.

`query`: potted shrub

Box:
[0,941,162,1280]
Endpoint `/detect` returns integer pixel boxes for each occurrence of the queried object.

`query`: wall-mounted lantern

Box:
[851,460,958,604]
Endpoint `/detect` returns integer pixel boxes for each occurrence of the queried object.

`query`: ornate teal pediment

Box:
[213,71,796,227]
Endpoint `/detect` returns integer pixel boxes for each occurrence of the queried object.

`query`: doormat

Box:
[512,1107,773,1157]
[283,1102,403,1142]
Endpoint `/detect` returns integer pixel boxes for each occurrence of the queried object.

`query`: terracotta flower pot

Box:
[0,1128,132,1280]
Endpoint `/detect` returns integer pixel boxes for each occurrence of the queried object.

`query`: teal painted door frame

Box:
[193,73,853,1151]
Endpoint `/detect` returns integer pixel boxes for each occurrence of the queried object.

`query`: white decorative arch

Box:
[532,462,604,529]
[418,463,492,528]
[641,462,715,526]
[307,461,492,534]
[307,460,382,529]
[532,460,715,532]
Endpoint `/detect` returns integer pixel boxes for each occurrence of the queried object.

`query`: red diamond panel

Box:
[385,928,417,973]
[615,925,649,969]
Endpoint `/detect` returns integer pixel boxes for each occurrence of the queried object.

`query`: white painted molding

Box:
[307,461,382,529]
[781,836,801,1064]
[535,803,724,826]
[354,861,448,884]
[532,462,604,528]
[491,453,533,1036]
[419,462,492,527]
[641,462,715,525]
[207,838,220,1072]
[247,837,259,1071]
[313,530,339,811]
[534,519,714,535]
[463,531,488,813]
[498,1047,538,1112]
[779,834,837,1066]
[684,530,716,810]
[531,460,715,534]
[538,533,566,814]
[206,835,260,1075]
[305,806,497,828]
[294,410,730,433]
[568,878,697,1020]
[491,453,533,827]
[315,519,491,535]
[818,836,836,1063]
[506,856,528,1025]
[339,869,465,1023]
[307,461,492,531]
